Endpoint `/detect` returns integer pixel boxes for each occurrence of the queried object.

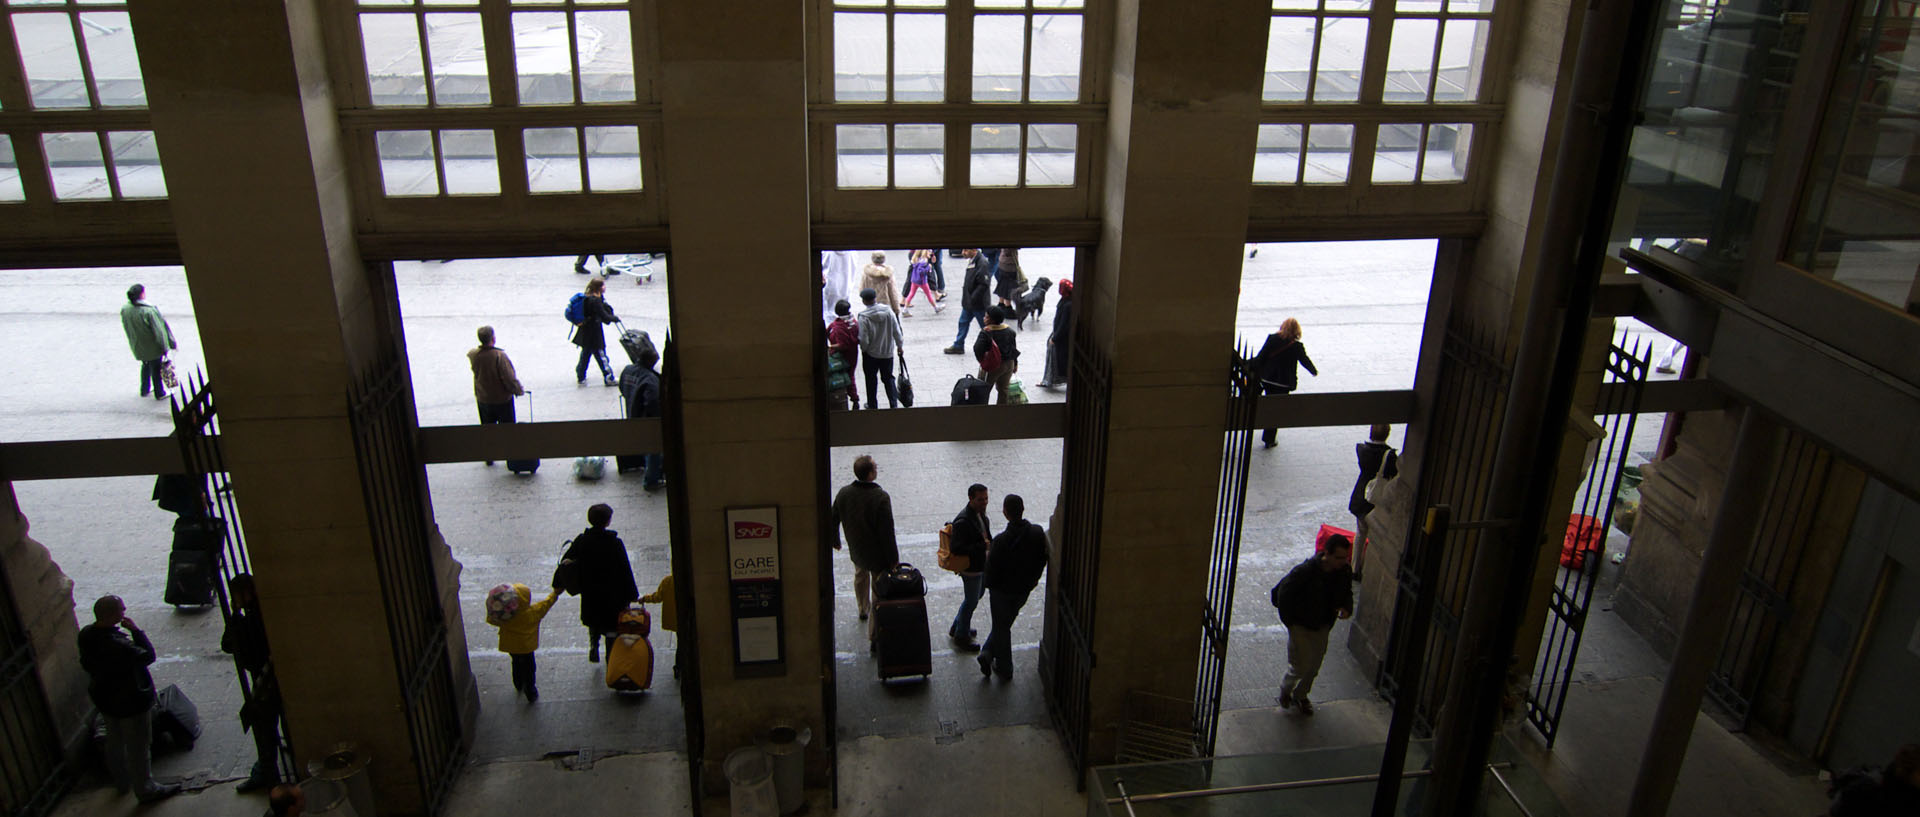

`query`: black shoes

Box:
[526,686,539,703]
[943,346,964,355]
[951,635,981,653]
[978,656,993,677]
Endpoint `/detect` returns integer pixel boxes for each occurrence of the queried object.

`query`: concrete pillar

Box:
[126,2,474,812]
[1626,407,1779,815]
[1079,0,1268,763]
[655,0,825,794]
[0,483,88,752]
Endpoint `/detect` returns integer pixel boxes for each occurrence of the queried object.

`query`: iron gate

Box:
[348,357,466,815]
[168,374,294,781]
[1523,338,1649,746]
[1191,345,1259,759]
[0,553,69,817]
[1705,430,1831,728]
[1377,324,1512,735]
[1040,316,1112,789]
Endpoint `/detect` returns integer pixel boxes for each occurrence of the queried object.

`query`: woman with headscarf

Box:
[1040,279,1073,389]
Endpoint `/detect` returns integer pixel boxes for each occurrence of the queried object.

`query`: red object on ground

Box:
[1315,523,1357,555]
[1561,514,1603,570]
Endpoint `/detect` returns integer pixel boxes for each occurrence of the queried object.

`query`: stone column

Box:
[126,2,473,812]
[0,483,88,752]
[656,0,826,793]
[1078,0,1269,763]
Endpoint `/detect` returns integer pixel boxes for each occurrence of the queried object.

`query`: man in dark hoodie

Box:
[1271,535,1354,716]
[78,595,180,803]
[829,455,900,644]
[978,494,1048,680]
[618,338,665,491]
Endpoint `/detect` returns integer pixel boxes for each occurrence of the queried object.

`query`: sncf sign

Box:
[734,522,774,539]
[726,508,780,581]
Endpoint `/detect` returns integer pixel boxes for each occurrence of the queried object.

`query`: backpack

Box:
[565,292,587,325]
[980,336,1003,373]
[936,523,969,572]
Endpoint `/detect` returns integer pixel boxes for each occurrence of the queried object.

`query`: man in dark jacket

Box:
[946,484,993,652]
[973,306,1021,404]
[829,455,900,643]
[469,325,527,466]
[618,339,665,490]
[78,595,179,803]
[1271,536,1354,715]
[945,249,994,354]
[978,494,1048,679]
[221,574,282,792]
[561,503,639,663]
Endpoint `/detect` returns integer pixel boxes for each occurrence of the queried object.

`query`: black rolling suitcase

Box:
[164,517,224,607]
[873,564,931,681]
[507,392,540,475]
[951,374,990,406]
[615,321,655,366]
[150,684,201,753]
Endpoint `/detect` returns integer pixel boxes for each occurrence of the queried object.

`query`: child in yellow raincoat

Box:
[640,574,679,678]
[486,583,559,702]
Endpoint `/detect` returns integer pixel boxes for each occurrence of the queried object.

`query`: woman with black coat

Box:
[572,277,619,386]
[1252,317,1318,448]
[560,503,639,663]
[1040,279,1073,388]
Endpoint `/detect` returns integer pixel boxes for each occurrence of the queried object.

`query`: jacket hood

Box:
[513,583,531,604]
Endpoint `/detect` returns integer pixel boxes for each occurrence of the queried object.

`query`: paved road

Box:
[5,243,1683,794]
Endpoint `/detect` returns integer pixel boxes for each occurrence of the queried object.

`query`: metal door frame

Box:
[660,335,709,813]
[168,374,294,780]
[1523,338,1649,746]
[1191,345,1258,759]
[1040,316,1112,789]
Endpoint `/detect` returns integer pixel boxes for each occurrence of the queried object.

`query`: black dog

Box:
[1014,277,1052,330]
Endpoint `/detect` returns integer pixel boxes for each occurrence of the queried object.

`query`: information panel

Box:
[727,507,785,670]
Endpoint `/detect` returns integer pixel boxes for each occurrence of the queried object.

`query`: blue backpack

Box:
[564,292,587,324]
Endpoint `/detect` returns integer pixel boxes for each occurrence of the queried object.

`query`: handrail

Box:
[1486,764,1537,817]
[1105,762,1514,807]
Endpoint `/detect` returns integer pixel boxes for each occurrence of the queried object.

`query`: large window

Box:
[344,0,654,204]
[1254,0,1496,190]
[819,0,1093,198]
[0,1,167,204]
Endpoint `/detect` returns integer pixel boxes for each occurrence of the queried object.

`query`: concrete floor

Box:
[7,244,1807,817]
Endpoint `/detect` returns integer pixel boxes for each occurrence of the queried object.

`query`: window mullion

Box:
[66,11,102,109]
[1304,17,1325,102]
[576,126,590,192]
[1016,122,1027,187]
[0,12,36,110]
[1020,11,1033,103]
[416,11,438,107]
[1411,123,1428,183]
[478,0,529,198]
[885,9,896,103]
[431,129,450,196]
[1294,125,1307,185]
[566,8,584,105]
[949,0,972,105]
[1426,14,1447,104]
[96,131,124,199]
[886,123,896,188]
[1356,6,1392,105]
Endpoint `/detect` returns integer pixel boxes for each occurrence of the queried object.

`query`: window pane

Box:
[1264,15,1315,103]
[1030,14,1081,102]
[584,125,641,191]
[1036,0,1084,7]
[973,15,1024,102]
[1385,18,1437,103]
[1449,0,1494,11]
[1421,123,1471,182]
[514,11,574,104]
[1435,19,1486,103]
[1397,0,1445,10]
[1326,0,1370,9]
[970,123,1019,187]
[440,129,499,195]
[834,12,886,102]
[1272,0,1319,8]
[893,13,944,102]
[577,10,634,103]
[107,131,165,198]
[377,130,438,196]
[896,0,945,6]
[894,124,944,188]
[976,0,1025,7]
[1026,124,1075,186]
[1253,124,1303,184]
[1312,16,1365,102]
[1303,123,1352,183]
[360,13,429,106]
[524,127,582,192]
[836,0,887,7]
[1372,122,1421,183]
[0,136,25,202]
[424,12,489,105]
[41,132,110,199]
[79,12,145,107]
[15,13,89,108]
[836,124,888,188]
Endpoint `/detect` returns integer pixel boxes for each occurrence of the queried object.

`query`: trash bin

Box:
[724,747,779,817]
[309,743,377,817]
[755,723,812,815]
[301,777,359,817]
